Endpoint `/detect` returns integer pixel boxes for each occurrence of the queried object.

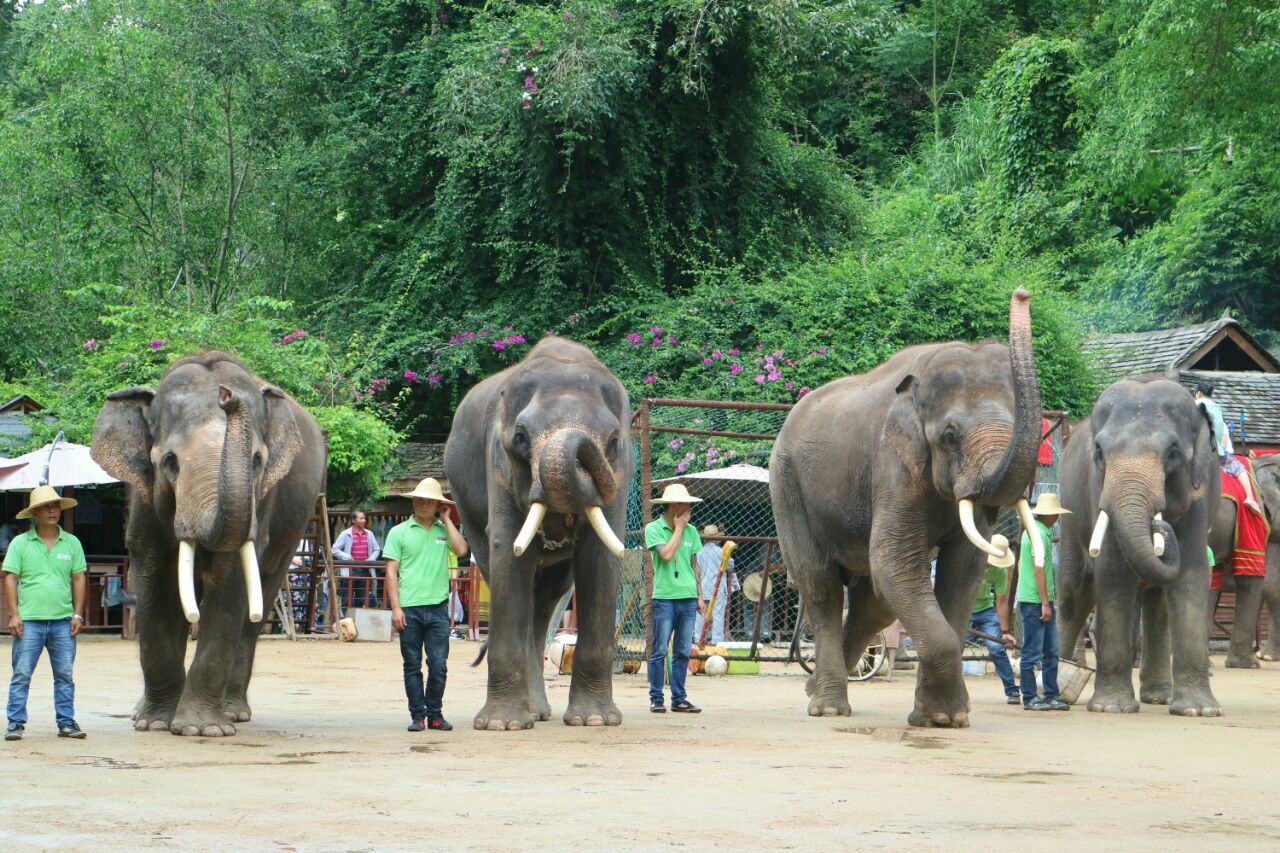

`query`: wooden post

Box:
[640,399,653,659]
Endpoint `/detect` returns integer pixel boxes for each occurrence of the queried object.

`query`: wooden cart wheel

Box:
[851,632,888,682]
[792,610,817,674]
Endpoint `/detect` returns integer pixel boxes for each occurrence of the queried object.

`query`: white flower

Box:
[522,92,533,102]
[532,67,538,73]
[518,64,527,72]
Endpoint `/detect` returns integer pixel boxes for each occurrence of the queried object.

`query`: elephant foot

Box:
[907,707,970,728]
[474,702,536,732]
[804,673,817,697]
[170,705,237,737]
[530,694,552,723]
[907,679,970,728]
[1139,684,1172,705]
[564,699,622,727]
[1225,654,1260,669]
[1086,690,1139,713]
[223,697,253,723]
[1169,691,1222,718]
[806,680,852,716]
[132,697,177,732]
[1257,646,1280,662]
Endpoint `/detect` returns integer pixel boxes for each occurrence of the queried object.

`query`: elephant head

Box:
[91,351,303,623]
[883,288,1043,561]
[496,341,630,557]
[1082,378,1213,584]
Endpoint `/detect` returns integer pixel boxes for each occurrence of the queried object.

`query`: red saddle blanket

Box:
[1212,459,1270,589]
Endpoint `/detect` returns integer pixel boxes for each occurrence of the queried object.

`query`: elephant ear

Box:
[881,374,929,488]
[1190,400,1213,492]
[261,385,302,497]
[92,387,156,500]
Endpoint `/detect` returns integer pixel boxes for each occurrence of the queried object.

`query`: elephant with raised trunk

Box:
[1057,376,1221,716]
[92,352,324,736]
[770,289,1043,728]
[444,337,631,731]
[1212,454,1280,665]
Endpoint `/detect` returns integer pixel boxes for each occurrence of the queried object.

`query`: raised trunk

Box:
[972,288,1041,505]
[208,387,255,551]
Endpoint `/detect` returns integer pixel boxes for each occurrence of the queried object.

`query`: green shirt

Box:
[1207,546,1215,568]
[383,518,452,607]
[972,565,1009,614]
[645,516,701,600]
[2,527,86,620]
[1016,520,1055,604]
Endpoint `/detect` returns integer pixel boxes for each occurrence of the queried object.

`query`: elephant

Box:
[1211,454,1280,665]
[769,289,1042,728]
[1056,376,1221,716]
[91,351,324,736]
[443,337,631,731]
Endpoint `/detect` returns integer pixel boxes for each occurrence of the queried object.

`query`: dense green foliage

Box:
[2,0,1278,484]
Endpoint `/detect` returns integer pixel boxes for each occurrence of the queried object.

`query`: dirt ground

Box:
[3,637,1280,852]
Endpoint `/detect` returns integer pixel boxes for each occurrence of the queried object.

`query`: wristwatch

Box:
[71,614,83,622]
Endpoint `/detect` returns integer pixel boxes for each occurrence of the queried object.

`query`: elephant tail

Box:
[470,640,488,667]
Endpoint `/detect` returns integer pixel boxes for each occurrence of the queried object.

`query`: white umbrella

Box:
[650,463,771,504]
[0,436,119,490]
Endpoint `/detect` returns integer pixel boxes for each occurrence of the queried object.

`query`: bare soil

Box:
[3,636,1280,851]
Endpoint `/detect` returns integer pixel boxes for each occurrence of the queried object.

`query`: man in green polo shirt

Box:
[384,478,467,732]
[4,485,88,741]
[1016,493,1072,712]
[968,534,1019,705]
[645,484,707,714]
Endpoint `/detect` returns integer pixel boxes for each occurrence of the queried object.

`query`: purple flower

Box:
[505,334,526,345]
[626,332,644,346]
[703,357,713,364]
[493,341,506,351]
[642,375,657,385]
[82,338,98,352]
[712,350,722,360]
[668,439,684,450]
[728,348,740,356]
[754,374,766,384]
[499,56,508,64]
[785,382,795,391]
[148,340,166,351]
[650,337,661,347]
[667,336,677,345]
[675,462,686,474]
[818,347,828,354]
[427,374,443,388]
[767,370,782,381]
[503,325,514,331]
[729,364,742,375]
[501,47,511,56]
[563,11,575,19]
[648,325,663,335]
[799,386,811,397]
[404,370,420,384]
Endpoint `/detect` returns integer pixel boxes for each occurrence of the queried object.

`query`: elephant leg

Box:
[528,560,573,722]
[1055,536,1093,665]
[224,547,293,723]
[564,533,623,727]
[795,563,851,717]
[1260,546,1280,660]
[1226,575,1264,668]
[1138,588,1172,704]
[1086,558,1140,713]
[475,524,540,732]
[1166,564,1221,717]
[171,553,246,736]
[132,547,189,732]
[841,581,895,679]
[907,538,986,727]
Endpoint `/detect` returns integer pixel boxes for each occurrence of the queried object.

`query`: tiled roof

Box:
[1082,317,1237,379]
[1179,370,1280,446]
[389,441,446,482]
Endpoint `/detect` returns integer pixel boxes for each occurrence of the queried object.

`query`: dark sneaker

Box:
[5,723,23,741]
[1006,695,1022,705]
[57,722,86,739]
[1023,697,1051,711]
[671,699,702,713]
[1044,697,1071,711]
[428,718,453,732]
[650,701,666,713]
[407,718,426,732]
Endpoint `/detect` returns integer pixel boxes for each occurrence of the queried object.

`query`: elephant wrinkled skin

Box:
[770,290,1041,728]
[1057,377,1221,717]
[92,352,324,736]
[444,337,631,731]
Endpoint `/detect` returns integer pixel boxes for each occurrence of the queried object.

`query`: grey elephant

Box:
[770,289,1042,727]
[1056,376,1221,716]
[92,351,324,736]
[1210,454,1280,665]
[444,337,631,731]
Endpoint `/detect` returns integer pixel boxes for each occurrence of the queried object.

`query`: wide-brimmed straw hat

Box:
[401,477,455,506]
[16,484,78,519]
[702,524,721,537]
[652,483,703,504]
[1029,493,1071,516]
[987,534,1015,568]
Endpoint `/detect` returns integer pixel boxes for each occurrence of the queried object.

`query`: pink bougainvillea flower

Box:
[427,374,442,388]
[729,364,742,375]
[785,382,795,391]
[799,387,811,397]
[626,332,644,346]
[818,347,828,354]
[148,340,166,351]
[712,350,722,360]
[754,374,766,384]
[82,338,98,352]
[648,325,663,335]
[642,375,657,385]
[703,357,713,364]
[667,336,677,345]
[728,348,740,356]
[563,11,575,19]
[404,370,420,383]
[493,341,506,351]
[675,462,686,474]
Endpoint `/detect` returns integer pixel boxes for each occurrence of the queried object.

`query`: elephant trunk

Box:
[208,386,256,552]
[1103,454,1181,585]
[535,427,617,513]
[971,288,1042,505]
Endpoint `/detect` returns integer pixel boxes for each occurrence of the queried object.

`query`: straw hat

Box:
[987,534,1015,568]
[16,484,78,519]
[401,477,455,506]
[702,524,721,537]
[652,483,702,504]
[1029,493,1072,516]
[742,571,772,603]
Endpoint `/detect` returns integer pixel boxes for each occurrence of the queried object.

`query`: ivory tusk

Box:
[1016,498,1045,570]
[513,502,547,557]
[1153,513,1165,557]
[958,499,1007,559]
[240,541,264,623]
[586,505,625,557]
[1089,511,1110,558]
[178,539,200,623]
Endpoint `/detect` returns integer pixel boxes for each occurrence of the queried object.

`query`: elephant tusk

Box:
[586,505,625,557]
[178,539,200,623]
[1016,498,1044,570]
[958,499,1008,559]
[513,502,547,557]
[1153,513,1165,557]
[1089,511,1110,558]
[240,541,264,623]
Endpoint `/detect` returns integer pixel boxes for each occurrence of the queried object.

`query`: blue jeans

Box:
[1019,601,1060,701]
[649,598,697,704]
[7,619,76,726]
[970,607,1018,698]
[400,603,450,720]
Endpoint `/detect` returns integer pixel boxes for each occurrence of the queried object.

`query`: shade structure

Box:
[0,441,119,490]
[650,463,771,504]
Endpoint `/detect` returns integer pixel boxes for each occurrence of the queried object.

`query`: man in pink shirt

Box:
[333,510,382,608]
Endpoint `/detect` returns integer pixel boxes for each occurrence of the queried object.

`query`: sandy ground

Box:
[2,636,1279,852]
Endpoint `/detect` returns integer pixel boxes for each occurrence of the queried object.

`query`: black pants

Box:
[400,602,450,720]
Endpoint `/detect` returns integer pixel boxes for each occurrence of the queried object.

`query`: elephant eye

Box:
[512,425,530,454]
[605,433,620,461]
[161,452,179,481]
[1093,443,1104,466]
[940,426,960,450]
[253,451,264,470]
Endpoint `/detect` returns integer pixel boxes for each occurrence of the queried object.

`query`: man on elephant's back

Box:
[1016,493,1071,712]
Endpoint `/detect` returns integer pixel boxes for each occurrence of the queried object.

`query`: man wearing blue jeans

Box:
[5,485,88,740]
[645,484,706,714]
[1016,493,1072,712]
[969,534,1019,705]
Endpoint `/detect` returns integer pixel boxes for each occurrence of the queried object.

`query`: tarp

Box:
[650,463,771,504]
[0,441,119,490]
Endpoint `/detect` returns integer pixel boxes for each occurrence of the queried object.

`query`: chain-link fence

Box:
[615,401,1072,669]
